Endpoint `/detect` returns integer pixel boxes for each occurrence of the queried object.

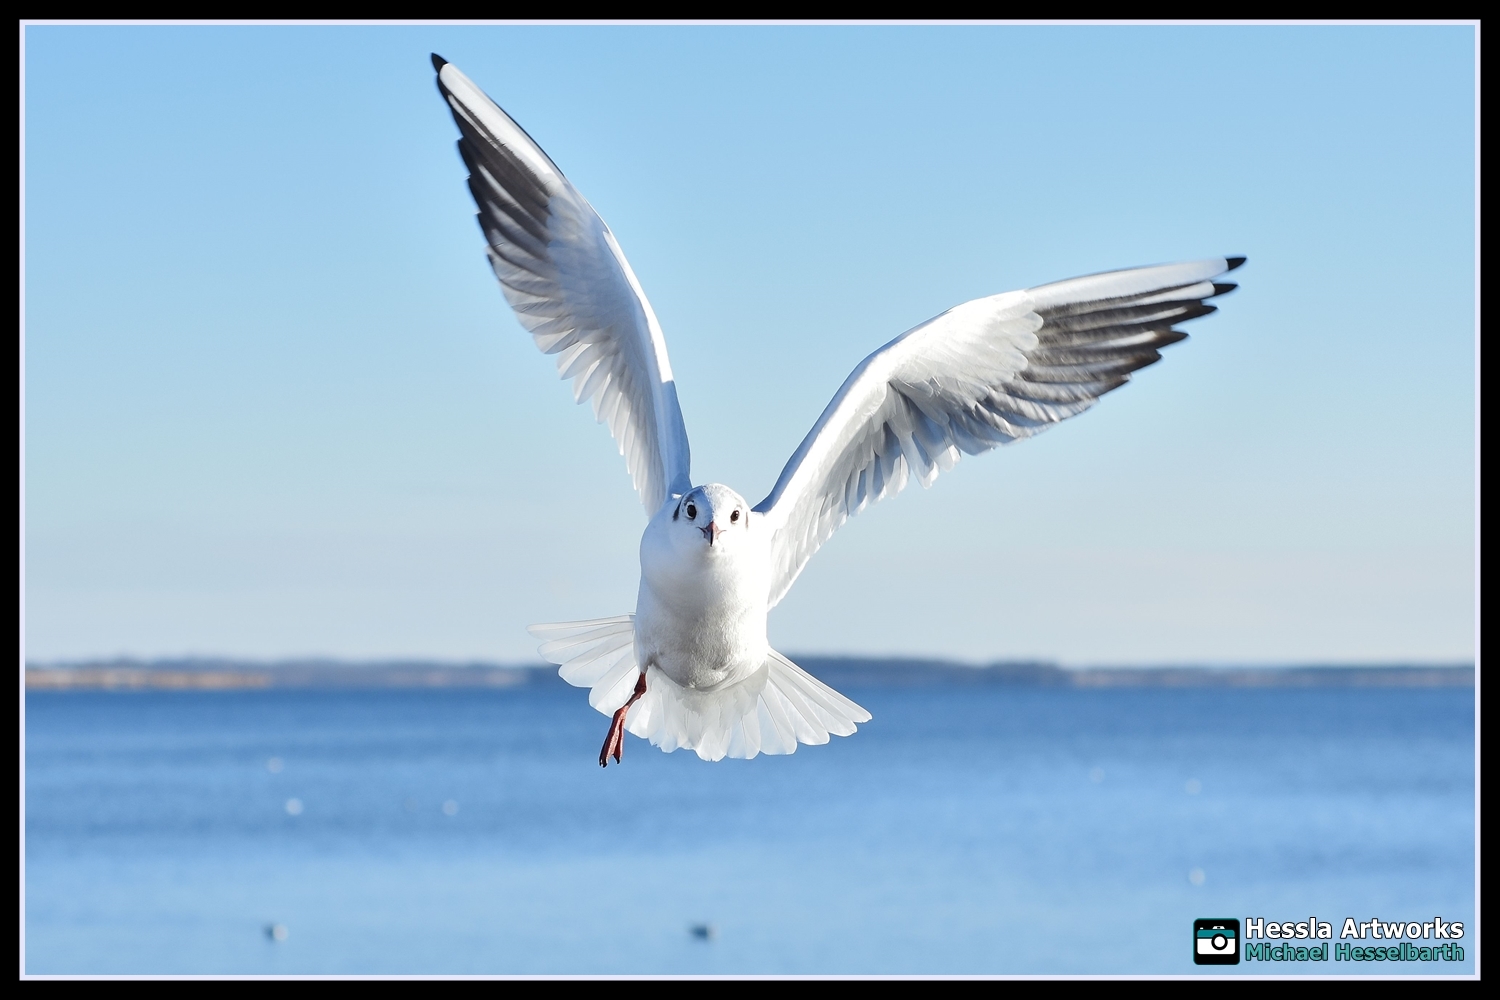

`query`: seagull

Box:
[432,55,1244,766]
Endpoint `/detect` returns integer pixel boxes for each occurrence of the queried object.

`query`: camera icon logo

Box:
[1193,918,1240,965]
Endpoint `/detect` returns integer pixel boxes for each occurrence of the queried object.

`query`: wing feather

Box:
[754,257,1244,607]
[434,57,691,514]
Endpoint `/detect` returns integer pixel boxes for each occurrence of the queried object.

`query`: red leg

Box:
[599,672,648,767]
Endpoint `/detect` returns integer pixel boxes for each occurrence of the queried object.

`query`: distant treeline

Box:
[24,657,1474,691]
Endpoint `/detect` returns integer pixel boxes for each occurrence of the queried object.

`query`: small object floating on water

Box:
[284,798,303,816]
[689,923,717,941]
[265,923,289,942]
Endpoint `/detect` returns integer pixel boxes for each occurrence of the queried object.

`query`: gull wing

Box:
[753,257,1244,608]
[433,56,692,515]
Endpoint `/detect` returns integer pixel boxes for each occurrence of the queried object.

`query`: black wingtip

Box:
[431,53,448,72]
[1211,282,1238,297]
[1225,256,1247,271]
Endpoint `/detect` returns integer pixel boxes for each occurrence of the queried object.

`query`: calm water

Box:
[24,684,1475,975]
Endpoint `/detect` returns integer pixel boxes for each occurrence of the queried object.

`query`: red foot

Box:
[599,672,648,767]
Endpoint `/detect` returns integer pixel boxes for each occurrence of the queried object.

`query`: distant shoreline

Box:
[23,657,1475,691]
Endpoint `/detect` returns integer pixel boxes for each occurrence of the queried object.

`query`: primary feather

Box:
[753,258,1244,608]
[434,57,692,515]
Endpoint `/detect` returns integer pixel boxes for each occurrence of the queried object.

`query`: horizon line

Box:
[24,654,1476,671]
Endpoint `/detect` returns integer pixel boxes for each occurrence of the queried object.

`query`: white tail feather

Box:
[528,616,872,761]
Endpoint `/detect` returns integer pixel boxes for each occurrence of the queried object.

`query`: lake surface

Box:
[24,684,1476,975]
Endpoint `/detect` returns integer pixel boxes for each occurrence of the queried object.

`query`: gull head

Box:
[670,484,752,553]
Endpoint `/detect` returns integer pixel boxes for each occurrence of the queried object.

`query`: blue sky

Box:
[23,24,1475,664]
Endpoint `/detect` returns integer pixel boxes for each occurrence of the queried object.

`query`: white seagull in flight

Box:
[432,55,1244,766]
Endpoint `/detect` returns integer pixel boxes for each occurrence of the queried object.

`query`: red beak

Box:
[701,522,723,545]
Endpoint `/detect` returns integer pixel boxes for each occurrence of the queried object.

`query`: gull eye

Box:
[685,503,697,520]
[730,510,740,523]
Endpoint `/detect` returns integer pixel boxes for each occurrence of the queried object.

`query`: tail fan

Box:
[530,618,872,761]
[529,615,642,713]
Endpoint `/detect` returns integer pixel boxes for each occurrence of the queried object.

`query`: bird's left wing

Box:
[433,56,691,515]
[753,258,1243,608]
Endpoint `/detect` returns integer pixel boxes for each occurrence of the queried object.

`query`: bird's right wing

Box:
[753,258,1243,608]
[433,56,692,516]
